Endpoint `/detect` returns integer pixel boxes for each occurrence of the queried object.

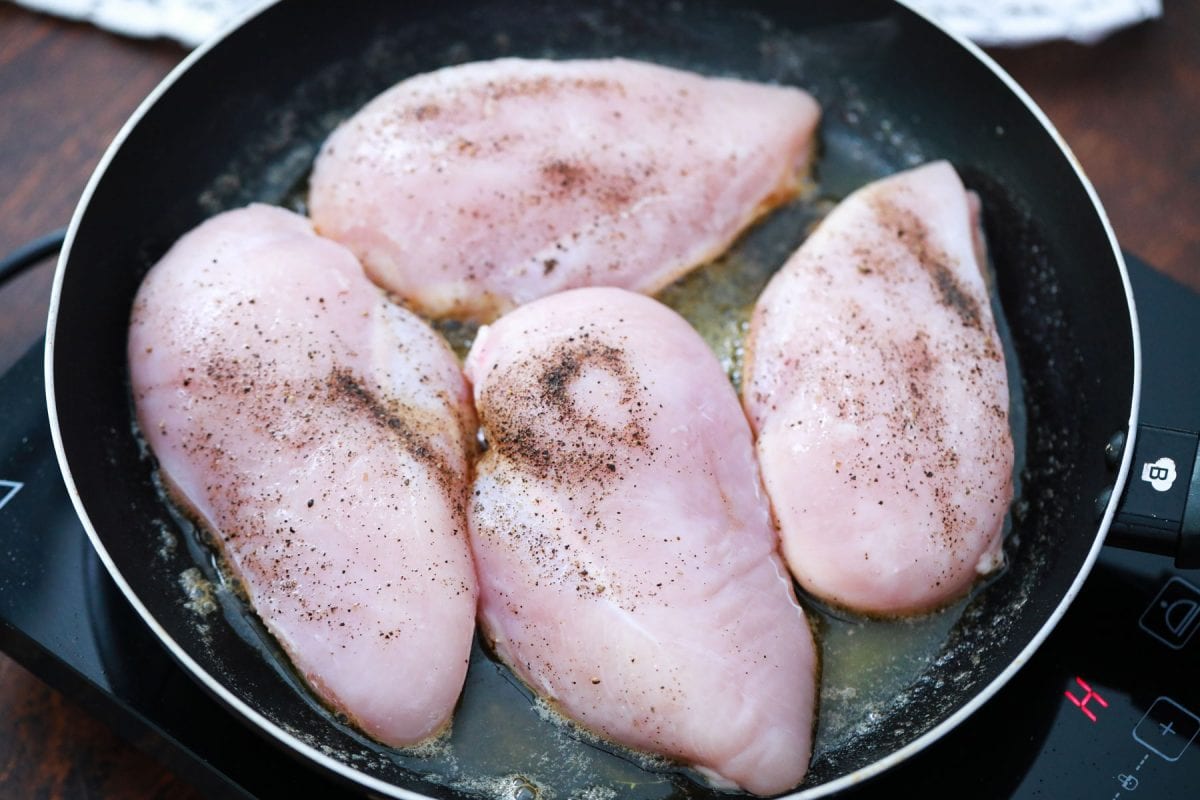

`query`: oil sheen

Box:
[174,132,1025,799]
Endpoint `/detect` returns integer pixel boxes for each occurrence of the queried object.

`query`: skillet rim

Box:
[42,0,1142,797]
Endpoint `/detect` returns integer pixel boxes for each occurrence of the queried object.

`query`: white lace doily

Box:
[11,0,1162,48]
[907,0,1161,45]
[11,0,266,45]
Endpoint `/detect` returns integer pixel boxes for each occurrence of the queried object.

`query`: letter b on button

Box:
[1141,457,1178,492]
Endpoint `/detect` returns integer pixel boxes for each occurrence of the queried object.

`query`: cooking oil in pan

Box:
[162,190,1023,800]
[166,119,1026,798]
[657,189,831,389]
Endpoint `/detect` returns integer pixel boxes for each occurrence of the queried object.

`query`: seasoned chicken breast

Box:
[465,287,817,795]
[309,57,820,321]
[743,161,1014,617]
[128,204,478,745]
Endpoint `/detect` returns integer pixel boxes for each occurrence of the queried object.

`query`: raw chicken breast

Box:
[309,58,820,321]
[128,204,478,745]
[465,287,817,795]
[743,161,1014,617]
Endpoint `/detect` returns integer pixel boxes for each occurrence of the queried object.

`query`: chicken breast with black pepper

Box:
[308,58,820,321]
[743,161,1014,617]
[128,204,478,745]
[464,287,817,795]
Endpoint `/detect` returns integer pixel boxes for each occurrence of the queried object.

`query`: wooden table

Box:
[0,3,1197,797]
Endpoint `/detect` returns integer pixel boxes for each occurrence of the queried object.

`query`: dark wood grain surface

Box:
[0,2,1197,797]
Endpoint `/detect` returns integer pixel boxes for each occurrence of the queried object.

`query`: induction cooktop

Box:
[1,253,1197,799]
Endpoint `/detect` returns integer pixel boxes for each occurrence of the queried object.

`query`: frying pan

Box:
[44,0,1149,797]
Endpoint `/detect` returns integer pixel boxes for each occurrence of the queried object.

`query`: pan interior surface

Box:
[48,1,1135,797]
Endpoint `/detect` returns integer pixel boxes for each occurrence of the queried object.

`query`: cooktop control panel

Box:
[842,547,1200,798]
[1044,563,1200,799]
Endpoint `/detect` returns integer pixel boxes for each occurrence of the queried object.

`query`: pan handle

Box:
[1099,425,1200,568]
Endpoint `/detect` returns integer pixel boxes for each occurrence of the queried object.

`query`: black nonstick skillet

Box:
[46,1,1191,797]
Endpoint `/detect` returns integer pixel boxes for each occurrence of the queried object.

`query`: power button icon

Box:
[1138,577,1200,650]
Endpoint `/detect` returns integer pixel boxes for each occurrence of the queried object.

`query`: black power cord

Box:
[0,228,67,287]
